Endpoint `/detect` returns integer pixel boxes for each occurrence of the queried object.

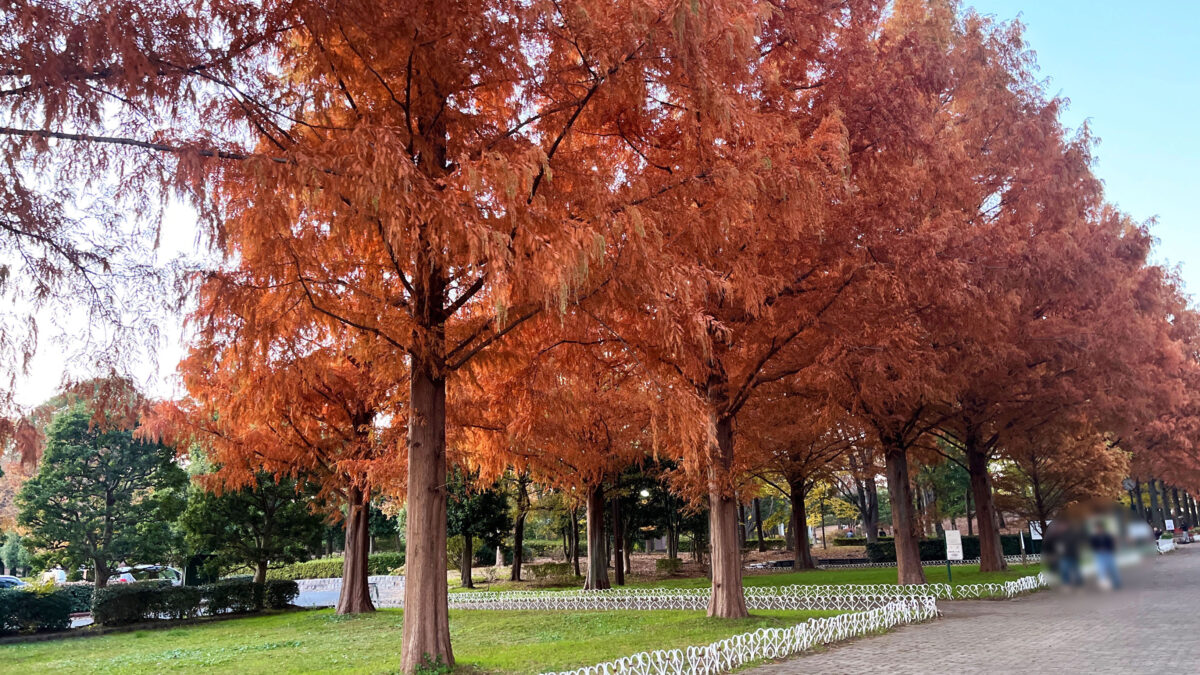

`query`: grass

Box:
[452,563,1044,593]
[0,608,842,674]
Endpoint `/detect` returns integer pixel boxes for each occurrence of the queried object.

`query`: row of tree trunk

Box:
[1130,478,1199,531]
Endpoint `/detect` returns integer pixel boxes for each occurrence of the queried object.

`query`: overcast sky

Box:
[12,1,1199,408]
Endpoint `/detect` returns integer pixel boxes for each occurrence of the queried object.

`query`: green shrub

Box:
[58,582,95,613]
[528,562,572,581]
[655,558,683,575]
[266,552,406,581]
[864,534,1042,563]
[92,578,297,627]
[832,536,894,547]
[0,587,73,635]
[90,581,174,626]
[264,580,299,609]
[203,578,261,615]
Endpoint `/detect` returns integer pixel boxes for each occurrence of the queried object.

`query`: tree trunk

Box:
[93,558,110,588]
[965,437,1006,572]
[884,444,927,585]
[1171,487,1183,524]
[254,559,268,585]
[338,485,376,614]
[865,476,880,544]
[666,522,678,560]
[1148,479,1164,530]
[400,361,453,672]
[1133,479,1146,520]
[965,488,974,536]
[510,477,528,581]
[737,502,747,548]
[754,498,766,552]
[624,533,632,575]
[584,484,610,590]
[611,497,625,586]
[460,532,474,589]
[707,414,748,618]
[571,508,581,577]
[789,479,816,569]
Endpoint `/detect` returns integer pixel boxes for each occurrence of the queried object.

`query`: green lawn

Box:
[0,608,841,674]
[453,563,1043,593]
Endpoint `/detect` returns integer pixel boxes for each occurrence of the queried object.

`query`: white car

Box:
[111,565,183,586]
[0,575,27,589]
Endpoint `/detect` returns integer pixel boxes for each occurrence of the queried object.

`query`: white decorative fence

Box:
[295,574,405,593]
[540,597,939,675]
[437,574,1045,612]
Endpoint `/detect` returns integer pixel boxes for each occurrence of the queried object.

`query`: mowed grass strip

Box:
[0,608,841,674]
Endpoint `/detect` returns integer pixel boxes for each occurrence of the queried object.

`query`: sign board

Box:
[945,530,963,561]
[1029,521,1049,541]
[1166,518,1176,531]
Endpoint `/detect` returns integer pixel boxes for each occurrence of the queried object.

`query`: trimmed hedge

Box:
[58,582,95,613]
[865,534,1043,563]
[265,552,405,581]
[0,587,73,636]
[92,579,299,627]
[832,537,893,547]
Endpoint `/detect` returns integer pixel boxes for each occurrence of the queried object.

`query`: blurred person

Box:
[1090,521,1121,590]
[1045,519,1083,588]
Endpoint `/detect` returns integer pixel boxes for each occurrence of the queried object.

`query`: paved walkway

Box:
[751,546,1200,674]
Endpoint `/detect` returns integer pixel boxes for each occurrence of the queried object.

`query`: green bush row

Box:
[57,582,95,613]
[265,552,405,581]
[0,587,73,636]
[93,579,298,627]
[865,534,1043,563]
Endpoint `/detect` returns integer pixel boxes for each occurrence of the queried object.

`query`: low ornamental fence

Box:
[540,597,939,675]
[295,575,405,593]
[432,574,1046,612]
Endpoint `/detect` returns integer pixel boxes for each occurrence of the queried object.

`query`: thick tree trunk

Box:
[1171,487,1183,524]
[965,438,1006,572]
[338,486,376,614]
[789,479,816,569]
[611,497,625,586]
[254,559,268,585]
[1133,479,1146,520]
[754,498,766,552]
[707,414,748,618]
[884,444,926,585]
[666,523,679,560]
[400,362,452,672]
[93,558,110,588]
[584,484,610,590]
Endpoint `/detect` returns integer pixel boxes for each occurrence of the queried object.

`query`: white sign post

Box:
[945,530,963,583]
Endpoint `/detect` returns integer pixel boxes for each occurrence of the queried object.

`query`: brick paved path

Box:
[750,547,1200,674]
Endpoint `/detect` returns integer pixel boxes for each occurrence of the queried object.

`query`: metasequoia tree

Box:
[743,393,854,569]
[5,1,780,664]
[455,330,679,591]
[148,279,401,614]
[585,0,880,615]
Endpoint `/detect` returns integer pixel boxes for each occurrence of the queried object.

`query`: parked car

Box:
[0,575,27,589]
[110,565,183,586]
